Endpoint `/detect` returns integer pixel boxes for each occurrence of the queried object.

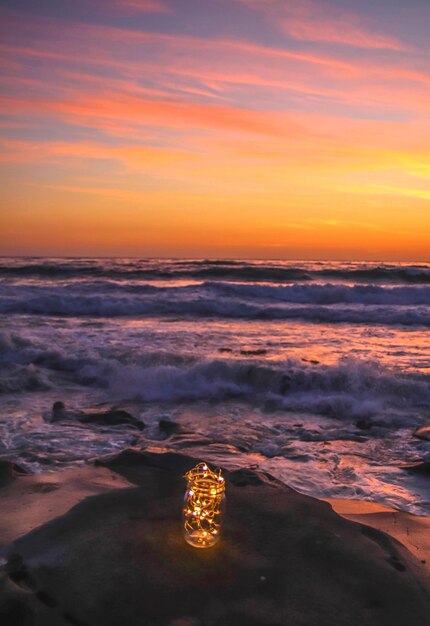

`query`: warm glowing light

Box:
[183,462,225,548]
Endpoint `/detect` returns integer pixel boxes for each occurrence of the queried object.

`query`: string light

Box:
[183,462,225,548]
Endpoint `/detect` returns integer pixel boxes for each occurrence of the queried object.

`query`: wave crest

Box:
[1,259,430,283]
[1,288,428,325]
[2,331,429,423]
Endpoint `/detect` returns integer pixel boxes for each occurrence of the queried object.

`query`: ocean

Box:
[0,257,429,514]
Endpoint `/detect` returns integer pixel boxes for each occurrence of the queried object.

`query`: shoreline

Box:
[1,454,429,625]
[1,461,429,571]
[326,498,430,588]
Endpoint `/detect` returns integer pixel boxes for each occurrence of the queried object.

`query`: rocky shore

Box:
[0,450,429,626]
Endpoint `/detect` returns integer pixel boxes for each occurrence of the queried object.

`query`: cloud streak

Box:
[0,1,429,258]
[116,0,169,12]
[238,0,409,50]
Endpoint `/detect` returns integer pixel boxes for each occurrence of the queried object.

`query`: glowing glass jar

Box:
[183,462,225,548]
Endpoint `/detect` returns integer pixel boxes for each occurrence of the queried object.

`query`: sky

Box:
[0,0,429,260]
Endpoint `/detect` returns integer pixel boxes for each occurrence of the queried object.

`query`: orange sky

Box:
[0,0,429,259]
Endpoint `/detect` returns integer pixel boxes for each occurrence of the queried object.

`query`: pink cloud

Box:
[114,0,170,13]
[2,31,428,119]
[1,11,424,93]
[0,90,305,140]
[1,8,429,158]
[281,18,406,51]
[238,0,408,51]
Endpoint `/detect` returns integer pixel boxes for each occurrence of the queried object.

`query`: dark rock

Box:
[413,425,430,441]
[94,448,152,469]
[158,419,182,436]
[1,452,429,626]
[240,349,267,356]
[0,597,34,626]
[0,461,29,488]
[228,468,281,488]
[50,401,77,422]
[51,402,144,430]
[78,409,144,430]
[94,449,194,481]
[387,556,406,572]
[229,468,265,487]
[35,590,57,608]
[402,461,430,475]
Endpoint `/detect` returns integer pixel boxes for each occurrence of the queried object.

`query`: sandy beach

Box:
[1,452,429,625]
[327,498,430,588]
[2,461,429,571]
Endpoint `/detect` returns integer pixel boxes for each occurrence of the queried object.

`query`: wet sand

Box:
[0,464,133,549]
[327,498,430,587]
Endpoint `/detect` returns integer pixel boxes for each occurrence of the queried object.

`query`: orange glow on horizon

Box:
[0,1,429,260]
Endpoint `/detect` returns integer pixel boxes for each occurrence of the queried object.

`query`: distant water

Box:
[0,258,429,514]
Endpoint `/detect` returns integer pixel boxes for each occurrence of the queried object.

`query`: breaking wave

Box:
[1,284,429,325]
[1,259,430,283]
[1,331,429,423]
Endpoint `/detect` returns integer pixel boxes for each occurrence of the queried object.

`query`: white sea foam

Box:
[1,284,430,325]
[1,258,429,515]
[1,331,429,426]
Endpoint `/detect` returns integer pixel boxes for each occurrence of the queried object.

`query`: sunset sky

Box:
[1,0,429,259]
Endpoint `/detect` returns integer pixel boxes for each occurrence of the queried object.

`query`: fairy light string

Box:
[183,462,225,548]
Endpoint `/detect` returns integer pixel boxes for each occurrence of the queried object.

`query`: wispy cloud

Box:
[238,0,409,50]
[1,2,429,258]
[88,0,171,14]
[1,20,429,119]
[113,0,170,13]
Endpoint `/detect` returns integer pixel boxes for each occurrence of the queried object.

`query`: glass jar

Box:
[183,462,225,548]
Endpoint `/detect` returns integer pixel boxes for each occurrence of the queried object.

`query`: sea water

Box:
[0,258,429,514]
